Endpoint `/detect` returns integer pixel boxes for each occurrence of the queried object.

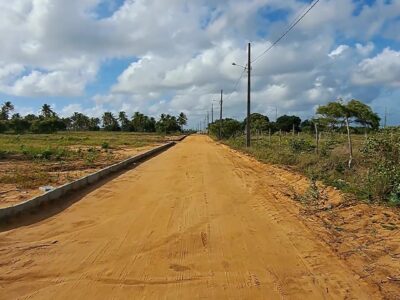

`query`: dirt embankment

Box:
[0,135,398,299]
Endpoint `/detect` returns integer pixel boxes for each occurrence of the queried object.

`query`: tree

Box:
[0,121,7,133]
[0,101,14,120]
[41,104,57,119]
[9,115,31,133]
[11,113,21,120]
[156,114,180,134]
[300,119,314,133]
[118,111,132,131]
[88,117,100,131]
[347,99,381,133]
[131,112,146,132]
[276,115,301,132]
[317,100,355,168]
[177,112,188,131]
[31,118,66,133]
[24,114,39,122]
[144,116,156,132]
[244,113,269,133]
[62,117,72,130]
[70,112,90,131]
[102,112,120,131]
[209,118,242,139]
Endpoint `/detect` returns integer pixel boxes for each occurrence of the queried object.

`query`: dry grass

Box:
[223,129,400,205]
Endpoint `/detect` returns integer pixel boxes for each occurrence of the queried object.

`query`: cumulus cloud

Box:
[329,45,350,58]
[0,0,399,125]
[352,48,400,87]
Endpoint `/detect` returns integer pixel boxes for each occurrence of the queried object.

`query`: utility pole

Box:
[211,103,214,123]
[384,106,387,128]
[219,89,223,139]
[246,42,251,147]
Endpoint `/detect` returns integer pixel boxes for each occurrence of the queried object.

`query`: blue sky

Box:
[0,0,399,127]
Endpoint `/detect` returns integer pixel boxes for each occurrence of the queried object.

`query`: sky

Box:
[0,0,399,128]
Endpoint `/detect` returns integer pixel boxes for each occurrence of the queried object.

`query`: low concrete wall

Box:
[0,141,177,221]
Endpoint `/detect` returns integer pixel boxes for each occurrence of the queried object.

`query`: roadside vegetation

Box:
[209,99,400,206]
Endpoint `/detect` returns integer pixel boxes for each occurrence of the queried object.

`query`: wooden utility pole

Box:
[207,112,209,133]
[269,128,272,143]
[211,103,214,123]
[314,122,319,155]
[246,42,251,147]
[219,90,223,139]
[384,106,387,128]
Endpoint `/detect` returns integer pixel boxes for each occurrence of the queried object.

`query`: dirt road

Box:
[0,135,382,299]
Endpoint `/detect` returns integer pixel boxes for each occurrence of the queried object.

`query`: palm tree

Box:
[177,112,188,131]
[118,111,131,131]
[0,101,14,120]
[102,112,120,131]
[41,104,56,119]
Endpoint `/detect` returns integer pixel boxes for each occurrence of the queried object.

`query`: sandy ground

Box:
[0,135,395,299]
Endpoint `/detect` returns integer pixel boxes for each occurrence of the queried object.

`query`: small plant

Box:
[389,184,400,206]
[101,141,110,149]
[289,139,314,154]
[84,151,99,166]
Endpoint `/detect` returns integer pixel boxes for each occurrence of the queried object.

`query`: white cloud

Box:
[0,58,98,97]
[355,42,374,56]
[352,48,400,86]
[0,0,398,126]
[329,45,349,58]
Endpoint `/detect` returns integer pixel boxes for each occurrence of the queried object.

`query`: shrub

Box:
[0,121,8,133]
[101,141,110,149]
[289,139,314,153]
[359,129,400,202]
[209,119,242,139]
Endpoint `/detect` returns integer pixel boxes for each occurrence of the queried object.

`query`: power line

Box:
[224,68,247,102]
[252,0,321,64]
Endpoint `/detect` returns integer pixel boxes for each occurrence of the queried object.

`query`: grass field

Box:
[0,131,181,207]
[223,128,400,206]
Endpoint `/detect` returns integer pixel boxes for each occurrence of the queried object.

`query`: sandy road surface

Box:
[0,135,381,299]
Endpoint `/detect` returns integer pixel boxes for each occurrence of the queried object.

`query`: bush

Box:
[101,142,109,149]
[359,129,400,202]
[0,121,8,133]
[289,139,314,153]
[9,118,31,133]
[209,119,242,139]
[31,118,67,134]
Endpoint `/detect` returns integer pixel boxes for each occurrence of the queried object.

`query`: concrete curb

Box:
[0,141,178,221]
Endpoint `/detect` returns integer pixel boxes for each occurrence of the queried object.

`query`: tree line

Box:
[208,99,381,168]
[0,101,187,134]
[209,99,380,138]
